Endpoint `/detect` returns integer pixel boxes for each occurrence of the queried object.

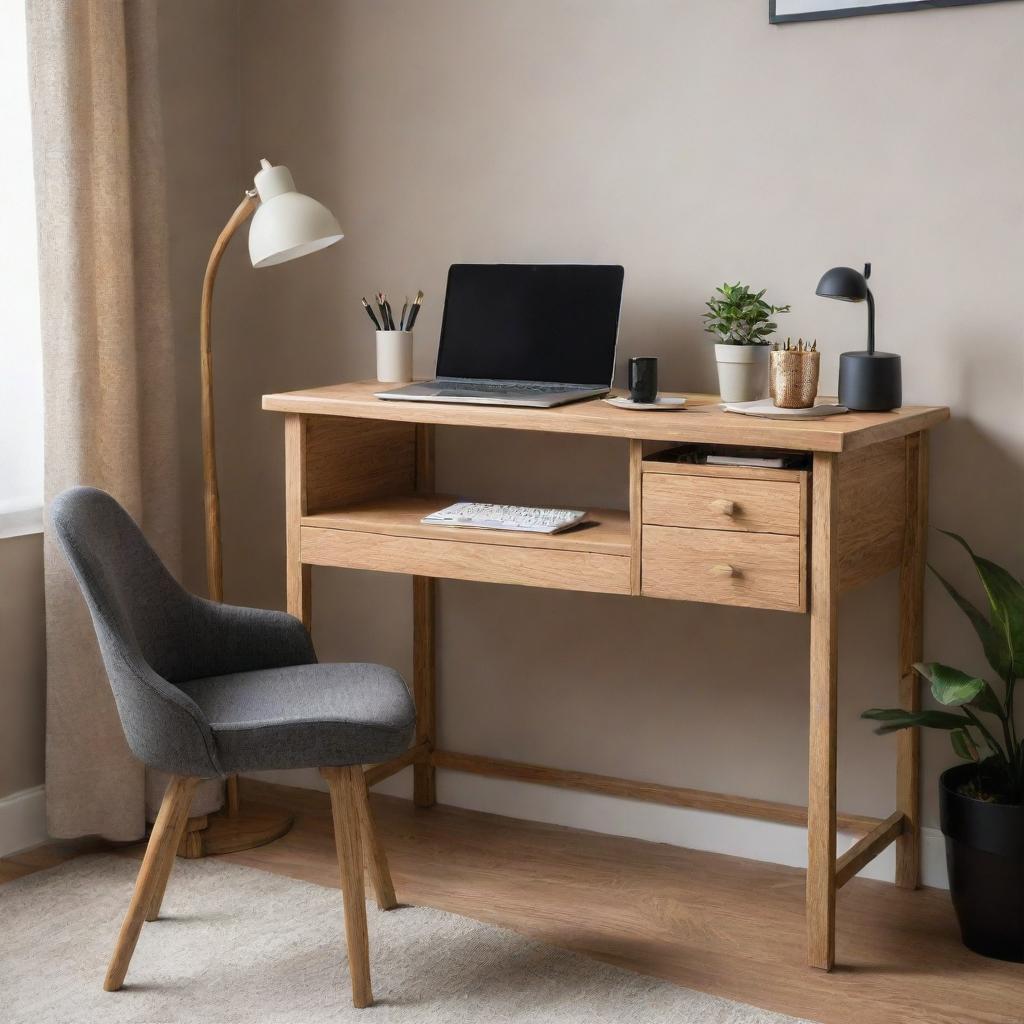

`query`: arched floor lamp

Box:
[182,159,344,857]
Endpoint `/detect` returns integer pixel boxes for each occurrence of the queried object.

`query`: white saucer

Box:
[722,399,848,420]
[603,395,687,411]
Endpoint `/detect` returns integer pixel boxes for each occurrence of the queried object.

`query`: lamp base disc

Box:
[176,801,294,859]
[838,350,902,412]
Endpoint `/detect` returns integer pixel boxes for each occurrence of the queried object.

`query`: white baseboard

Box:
[245,768,949,890]
[0,785,47,857]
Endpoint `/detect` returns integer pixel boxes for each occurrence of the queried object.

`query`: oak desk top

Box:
[263,380,948,453]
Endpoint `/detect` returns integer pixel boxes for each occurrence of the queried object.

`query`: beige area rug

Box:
[0,855,816,1023]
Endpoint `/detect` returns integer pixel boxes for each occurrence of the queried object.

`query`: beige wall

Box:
[0,535,46,799]
[162,0,1022,835]
[157,0,244,594]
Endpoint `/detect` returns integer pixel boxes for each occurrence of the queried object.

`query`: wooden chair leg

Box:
[354,770,398,911]
[104,776,199,991]
[321,766,373,1008]
[145,782,198,921]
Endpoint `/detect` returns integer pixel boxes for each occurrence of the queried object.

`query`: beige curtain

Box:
[27,0,219,839]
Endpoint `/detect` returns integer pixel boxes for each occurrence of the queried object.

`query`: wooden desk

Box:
[263,380,949,971]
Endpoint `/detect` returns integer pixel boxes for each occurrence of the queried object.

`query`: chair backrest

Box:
[51,487,220,777]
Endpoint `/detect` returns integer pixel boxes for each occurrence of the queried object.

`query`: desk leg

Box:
[285,413,311,629]
[807,452,838,970]
[896,432,928,889]
[412,424,436,806]
[413,576,436,806]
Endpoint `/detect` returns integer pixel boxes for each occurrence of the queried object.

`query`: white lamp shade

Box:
[247,159,344,268]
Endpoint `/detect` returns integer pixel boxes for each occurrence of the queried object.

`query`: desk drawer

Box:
[643,472,801,535]
[641,526,804,611]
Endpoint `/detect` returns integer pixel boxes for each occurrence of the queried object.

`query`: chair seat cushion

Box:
[176,663,415,774]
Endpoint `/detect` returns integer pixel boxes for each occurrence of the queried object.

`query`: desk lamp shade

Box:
[815,266,868,303]
[815,262,901,412]
[248,159,344,268]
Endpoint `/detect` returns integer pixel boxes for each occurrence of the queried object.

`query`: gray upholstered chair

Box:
[51,486,415,1008]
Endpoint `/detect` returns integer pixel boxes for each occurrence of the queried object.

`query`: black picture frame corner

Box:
[769,0,1017,24]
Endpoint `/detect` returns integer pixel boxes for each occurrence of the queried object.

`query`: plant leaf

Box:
[971,682,1006,717]
[861,707,968,734]
[939,530,1024,679]
[912,661,997,712]
[950,728,980,762]
[930,564,1011,681]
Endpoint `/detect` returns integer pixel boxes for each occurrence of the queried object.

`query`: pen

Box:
[399,297,409,332]
[361,297,381,330]
[376,293,390,331]
[382,294,395,332]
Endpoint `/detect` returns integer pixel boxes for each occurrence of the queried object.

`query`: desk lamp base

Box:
[838,350,902,412]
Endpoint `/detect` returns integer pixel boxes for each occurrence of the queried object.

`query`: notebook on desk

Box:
[375,263,624,408]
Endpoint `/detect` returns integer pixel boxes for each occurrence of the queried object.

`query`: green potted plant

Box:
[863,531,1023,962]
[701,282,790,403]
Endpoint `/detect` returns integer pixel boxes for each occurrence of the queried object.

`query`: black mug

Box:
[628,357,658,404]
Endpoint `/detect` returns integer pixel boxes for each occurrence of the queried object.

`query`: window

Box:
[0,2,43,538]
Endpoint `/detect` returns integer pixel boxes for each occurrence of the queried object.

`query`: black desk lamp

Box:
[815,263,901,411]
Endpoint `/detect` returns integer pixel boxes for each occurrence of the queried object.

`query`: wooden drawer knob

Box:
[709,498,736,516]
[709,564,736,577]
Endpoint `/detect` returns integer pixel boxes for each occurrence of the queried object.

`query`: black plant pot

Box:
[940,762,1024,962]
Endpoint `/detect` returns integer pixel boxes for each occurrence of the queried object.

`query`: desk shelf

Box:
[301,494,630,556]
[300,494,632,595]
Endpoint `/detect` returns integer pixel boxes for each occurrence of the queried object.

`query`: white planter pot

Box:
[376,331,413,383]
[715,344,770,403]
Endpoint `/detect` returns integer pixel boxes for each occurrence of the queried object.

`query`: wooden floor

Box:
[3,777,1022,1024]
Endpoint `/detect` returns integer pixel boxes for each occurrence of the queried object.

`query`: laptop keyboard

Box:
[438,381,585,394]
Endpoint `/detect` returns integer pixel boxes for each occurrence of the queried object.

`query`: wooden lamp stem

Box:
[200,193,256,820]
[201,193,257,604]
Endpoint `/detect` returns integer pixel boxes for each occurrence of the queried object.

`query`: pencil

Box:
[407,290,423,330]
[361,297,381,330]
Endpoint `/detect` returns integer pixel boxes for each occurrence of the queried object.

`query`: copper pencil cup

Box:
[770,349,820,409]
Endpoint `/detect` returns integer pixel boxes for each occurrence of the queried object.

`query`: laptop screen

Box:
[436,264,624,386]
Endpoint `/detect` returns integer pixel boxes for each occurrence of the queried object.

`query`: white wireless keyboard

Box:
[421,502,588,534]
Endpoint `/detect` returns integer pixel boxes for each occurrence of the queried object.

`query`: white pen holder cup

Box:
[375,331,413,383]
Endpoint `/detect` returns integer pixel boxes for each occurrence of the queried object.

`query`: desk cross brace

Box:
[364,743,908,893]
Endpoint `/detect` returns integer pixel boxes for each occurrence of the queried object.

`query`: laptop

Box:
[375,263,624,408]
